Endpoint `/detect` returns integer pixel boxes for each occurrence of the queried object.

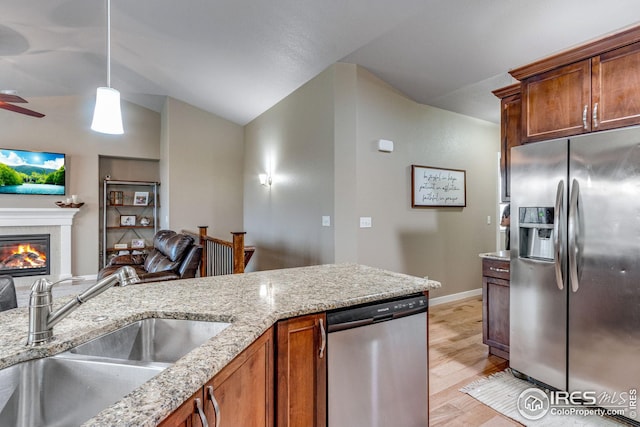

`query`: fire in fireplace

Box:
[0,234,50,277]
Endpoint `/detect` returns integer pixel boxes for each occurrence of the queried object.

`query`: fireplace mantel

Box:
[0,208,79,282]
[0,208,79,227]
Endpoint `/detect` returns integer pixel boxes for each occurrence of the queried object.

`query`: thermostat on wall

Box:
[378,139,394,152]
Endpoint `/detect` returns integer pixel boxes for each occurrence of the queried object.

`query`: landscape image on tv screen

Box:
[0,149,65,195]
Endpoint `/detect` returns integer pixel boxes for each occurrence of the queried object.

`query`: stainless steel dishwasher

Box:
[327,293,428,427]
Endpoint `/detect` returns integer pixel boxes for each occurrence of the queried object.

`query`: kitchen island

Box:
[0,263,439,426]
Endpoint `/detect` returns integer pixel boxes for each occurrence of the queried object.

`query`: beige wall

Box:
[245,63,500,297]
[333,64,359,262]
[160,97,244,240]
[2,69,497,299]
[0,95,160,276]
[350,67,499,298]
[244,69,336,270]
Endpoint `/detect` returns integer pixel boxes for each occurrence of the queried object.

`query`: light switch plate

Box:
[322,216,331,227]
[359,217,372,228]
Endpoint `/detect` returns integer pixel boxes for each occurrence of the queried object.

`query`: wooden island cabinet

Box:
[159,328,274,427]
[276,313,327,427]
[159,313,328,427]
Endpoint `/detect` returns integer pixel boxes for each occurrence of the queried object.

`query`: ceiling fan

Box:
[0,91,45,118]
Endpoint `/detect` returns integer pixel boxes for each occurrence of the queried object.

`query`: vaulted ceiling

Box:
[3,1,640,125]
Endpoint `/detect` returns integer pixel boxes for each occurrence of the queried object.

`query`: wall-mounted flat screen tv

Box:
[0,149,65,195]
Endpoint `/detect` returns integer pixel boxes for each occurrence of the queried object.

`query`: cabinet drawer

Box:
[482,259,510,280]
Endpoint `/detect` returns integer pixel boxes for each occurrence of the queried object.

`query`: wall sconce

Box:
[259,173,272,187]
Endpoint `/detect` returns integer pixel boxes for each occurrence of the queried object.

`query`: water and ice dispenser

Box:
[519,207,554,260]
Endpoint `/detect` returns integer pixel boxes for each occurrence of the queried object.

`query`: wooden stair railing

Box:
[183,226,255,277]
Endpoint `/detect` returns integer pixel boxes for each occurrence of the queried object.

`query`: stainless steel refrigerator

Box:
[511,125,640,423]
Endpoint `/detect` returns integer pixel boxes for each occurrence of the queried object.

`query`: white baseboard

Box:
[428,288,482,307]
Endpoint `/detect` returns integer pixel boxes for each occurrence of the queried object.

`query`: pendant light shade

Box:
[91,0,123,134]
[91,87,123,134]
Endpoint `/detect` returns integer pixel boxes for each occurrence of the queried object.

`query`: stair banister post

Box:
[198,226,208,277]
[231,232,246,274]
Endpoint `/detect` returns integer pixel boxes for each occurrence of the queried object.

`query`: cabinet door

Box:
[482,268,509,360]
[276,313,327,427]
[592,42,640,131]
[159,389,206,427]
[500,92,521,201]
[205,328,274,427]
[522,60,591,142]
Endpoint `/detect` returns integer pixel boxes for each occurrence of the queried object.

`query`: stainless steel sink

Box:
[0,356,164,427]
[0,318,231,426]
[69,318,231,363]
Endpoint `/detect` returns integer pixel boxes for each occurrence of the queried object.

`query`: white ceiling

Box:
[2,0,640,125]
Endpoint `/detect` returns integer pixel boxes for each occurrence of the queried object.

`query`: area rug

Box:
[460,369,627,426]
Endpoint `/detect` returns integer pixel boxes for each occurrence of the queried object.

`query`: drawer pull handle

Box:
[206,386,220,427]
[489,267,509,273]
[195,397,209,427]
[318,318,326,359]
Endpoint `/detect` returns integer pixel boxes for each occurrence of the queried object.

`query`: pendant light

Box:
[91,0,123,134]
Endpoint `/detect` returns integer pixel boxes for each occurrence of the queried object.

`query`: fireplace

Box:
[0,234,50,277]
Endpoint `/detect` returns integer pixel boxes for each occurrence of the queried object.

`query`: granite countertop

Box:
[0,263,439,426]
[479,250,510,261]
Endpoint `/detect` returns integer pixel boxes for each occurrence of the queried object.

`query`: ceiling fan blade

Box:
[0,94,27,103]
[0,102,45,118]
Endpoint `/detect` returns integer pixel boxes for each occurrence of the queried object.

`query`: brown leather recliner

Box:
[98,230,202,284]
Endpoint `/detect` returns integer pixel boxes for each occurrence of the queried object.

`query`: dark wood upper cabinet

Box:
[509,25,640,143]
[493,84,522,202]
[521,60,591,142]
[592,41,640,131]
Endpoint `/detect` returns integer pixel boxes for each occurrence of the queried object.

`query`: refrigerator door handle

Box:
[553,180,565,290]
[568,178,580,292]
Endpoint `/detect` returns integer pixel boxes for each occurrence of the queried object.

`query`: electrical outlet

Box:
[359,217,372,228]
[322,216,331,227]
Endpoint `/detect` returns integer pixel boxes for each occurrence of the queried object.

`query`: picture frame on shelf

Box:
[114,243,128,250]
[120,215,136,226]
[109,191,124,206]
[134,191,149,206]
[131,239,145,249]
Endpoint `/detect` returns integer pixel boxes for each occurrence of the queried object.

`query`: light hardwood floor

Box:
[429,296,520,426]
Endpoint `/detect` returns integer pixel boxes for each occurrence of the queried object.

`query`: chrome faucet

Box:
[26,266,139,346]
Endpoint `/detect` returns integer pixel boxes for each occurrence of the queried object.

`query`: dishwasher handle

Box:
[328,317,373,332]
[327,305,426,332]
[373,313,393,323]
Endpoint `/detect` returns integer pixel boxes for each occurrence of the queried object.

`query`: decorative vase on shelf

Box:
[139,217,151,226]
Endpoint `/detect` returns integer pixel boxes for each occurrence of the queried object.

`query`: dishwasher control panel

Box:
[327,293,427,331]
